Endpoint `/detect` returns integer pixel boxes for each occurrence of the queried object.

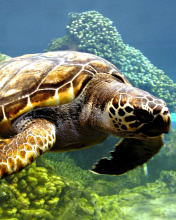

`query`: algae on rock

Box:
[1,151,176,219]
[0,52,11,61]
[0,155,124,220]
[144,129,176,181]
[0,151,145,219]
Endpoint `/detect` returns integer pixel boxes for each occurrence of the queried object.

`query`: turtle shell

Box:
[0,51,130,133]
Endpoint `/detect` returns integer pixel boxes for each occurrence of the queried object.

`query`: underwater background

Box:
[0,0,176,219]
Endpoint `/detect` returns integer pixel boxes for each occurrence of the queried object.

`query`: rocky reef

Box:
[1,152,176,219]
[145,129,176,182]
[0,153,125,219]
[46,11,176,112]
[0,163,63,219]
[0,126,175,219]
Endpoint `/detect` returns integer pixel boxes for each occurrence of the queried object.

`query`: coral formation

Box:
[1,160,176,219]
[1,159,176,218]
[160,170,176,192]
[44,153,94,185]
[144,129,176,181]
[0,162,65,219]
[46,11,176,111]
[0,154,126,220]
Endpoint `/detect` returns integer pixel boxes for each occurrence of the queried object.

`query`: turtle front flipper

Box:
[92,136,163,175]
[0,119,56,179]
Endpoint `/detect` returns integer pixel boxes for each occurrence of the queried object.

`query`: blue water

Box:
[0,0,176,81]
[171,113,176,130]
[0,1,176,220]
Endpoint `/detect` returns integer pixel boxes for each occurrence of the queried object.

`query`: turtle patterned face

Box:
[108,86,171,138]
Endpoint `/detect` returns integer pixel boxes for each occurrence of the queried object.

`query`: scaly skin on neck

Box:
[77,73,170,139]
[10,73,170,153]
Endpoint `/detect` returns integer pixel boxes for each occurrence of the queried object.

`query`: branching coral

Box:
[46,11,176,111]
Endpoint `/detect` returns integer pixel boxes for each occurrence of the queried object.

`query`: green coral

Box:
[45,35,77,52]
[65,11,124,58]
[0,152,145,219]
[0,162,64,219]
[44,153,94,185]
[1,153,176,219]
[143,130,176,181]
[46,11,176,111]
[0,52,11,61]
[159,170,176,192]
[0,156,124,220]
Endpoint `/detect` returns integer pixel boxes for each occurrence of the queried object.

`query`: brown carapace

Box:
[0,51,171,179]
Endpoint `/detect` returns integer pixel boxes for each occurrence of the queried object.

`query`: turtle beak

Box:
[139,107,171,137]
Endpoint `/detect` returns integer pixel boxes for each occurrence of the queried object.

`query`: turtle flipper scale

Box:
[92,136,163,175]
[0,119,56,179]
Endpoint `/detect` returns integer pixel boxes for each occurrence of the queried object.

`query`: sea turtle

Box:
[0,51,171,179]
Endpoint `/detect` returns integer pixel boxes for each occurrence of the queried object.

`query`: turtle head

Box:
[108,85,171,138]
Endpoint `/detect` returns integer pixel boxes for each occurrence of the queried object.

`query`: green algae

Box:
[43,153,94,185]
[2,139,173,219]
[1,152,176,219]
[0,152,144,219]
[142,130,176,182]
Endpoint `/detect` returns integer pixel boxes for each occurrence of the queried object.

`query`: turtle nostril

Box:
[163,110,168,115]
[161,107,169,116]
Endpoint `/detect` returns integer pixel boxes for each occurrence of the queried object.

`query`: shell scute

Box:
[5,97,28,120]
[58,83,74,104]
[72,71,93,97]
[0,59,55,106]
[0,59,32,91]
[88,60,112,73]
[65,52,94,64]
[0,51,128,134]
[39,65,82,89]
[30,90,56,106]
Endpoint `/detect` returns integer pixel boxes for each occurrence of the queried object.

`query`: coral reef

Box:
[44,153,94,185]
[56,169,176,219]
[0,151,144,219]
[115,174,176,219]
[159,170,176,192]
[0,152,100,219]
[46,11,176,111]
[0,162,65,219]
[0,154,124,220]
[144,129,176,181]
[1,152,176,219]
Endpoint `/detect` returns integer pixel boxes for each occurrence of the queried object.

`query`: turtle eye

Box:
[133,108,154,123]
[111,73,125,83]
